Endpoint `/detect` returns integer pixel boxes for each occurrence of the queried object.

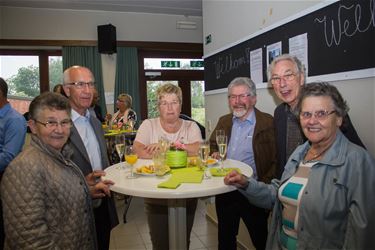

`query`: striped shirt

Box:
[278,161,317,250]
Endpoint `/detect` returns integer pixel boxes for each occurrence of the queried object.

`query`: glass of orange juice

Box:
[125,145,138,179]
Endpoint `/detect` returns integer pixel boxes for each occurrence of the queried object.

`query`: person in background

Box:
[268,54,365,177]
[106,93,137,129]
[0,92,112,249]
[133,83,201,249]
[63,66,119,250]
[0,77,27,249]
[91,88,105,123]
[209,77,277,250]
[53,83,67,97]
[224,82,375,249]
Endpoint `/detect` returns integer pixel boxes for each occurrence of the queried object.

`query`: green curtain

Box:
[62,46,107,115]
[114,47,140,119]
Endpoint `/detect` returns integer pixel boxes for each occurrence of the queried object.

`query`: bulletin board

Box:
[204,0,375,91]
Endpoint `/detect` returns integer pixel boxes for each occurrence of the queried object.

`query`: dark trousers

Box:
[94,199,112,250]
[216,191,269,250]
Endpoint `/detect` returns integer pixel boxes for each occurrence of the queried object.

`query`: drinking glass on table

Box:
[216,134,227,172]
[125,145,138,179]
[114,134,125,169]
[127,119,135,131]
[158,136,170,153]
[153,150,166,176]
[199,140,210,179]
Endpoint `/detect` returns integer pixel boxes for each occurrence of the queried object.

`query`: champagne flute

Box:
[125,145,138,179]
[114,134,125,169]
[199,140,210,179]
[216,135,227,172]
[216,129,225,143]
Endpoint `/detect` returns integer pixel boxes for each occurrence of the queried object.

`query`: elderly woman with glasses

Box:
[268,54,365,178]
[224,82,375,249]
[106,93,137,129]
[1,92,112,249]
[133,83,202,250]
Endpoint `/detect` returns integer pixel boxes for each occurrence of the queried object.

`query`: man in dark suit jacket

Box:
[63,66,119,250]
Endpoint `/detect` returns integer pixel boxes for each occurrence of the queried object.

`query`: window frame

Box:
[0,49,62,93]
[138,50,204,120]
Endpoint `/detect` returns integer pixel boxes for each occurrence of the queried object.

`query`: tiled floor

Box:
[109,196,219,250]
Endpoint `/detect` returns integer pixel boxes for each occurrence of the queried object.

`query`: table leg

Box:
[168,199,187,250]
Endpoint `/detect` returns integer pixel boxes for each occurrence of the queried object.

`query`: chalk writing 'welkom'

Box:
[213,48,251,80]
[314,0,375,47]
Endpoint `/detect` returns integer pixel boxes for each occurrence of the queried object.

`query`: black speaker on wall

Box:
[97,24,117,54]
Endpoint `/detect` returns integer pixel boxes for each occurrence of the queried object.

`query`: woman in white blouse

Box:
[133,83,202,250]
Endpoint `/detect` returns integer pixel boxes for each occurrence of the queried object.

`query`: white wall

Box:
[0,7,202,42]
[202,1,375,157]
[0,6,203,113]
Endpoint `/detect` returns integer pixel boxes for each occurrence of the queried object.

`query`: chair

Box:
[179,114,206,139]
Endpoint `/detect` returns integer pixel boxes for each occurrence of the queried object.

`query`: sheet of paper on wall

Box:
[289,33,308,76]
[267,41,282,66]
[105,92,114,105]
[250,48,266,88]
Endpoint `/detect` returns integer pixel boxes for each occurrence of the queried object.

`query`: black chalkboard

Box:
[204,0,375,91]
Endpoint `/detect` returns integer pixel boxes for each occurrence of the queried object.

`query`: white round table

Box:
[104,159,253,250]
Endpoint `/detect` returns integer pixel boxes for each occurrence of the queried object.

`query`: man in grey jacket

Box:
[63,66,119,250]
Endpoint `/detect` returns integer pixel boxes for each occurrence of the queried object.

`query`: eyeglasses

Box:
[65,81,95,89]
[270,73,297,85]
[35,119,73,129]
[299,110,336,120]
[228,94,251,101]
[159,101,180,107]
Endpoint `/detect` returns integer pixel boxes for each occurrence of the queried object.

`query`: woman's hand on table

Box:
[143,143,160,155]
[224,170,249,189]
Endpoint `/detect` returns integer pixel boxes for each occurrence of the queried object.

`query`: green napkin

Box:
[171,167,203,183]
[158,167,204,189]
[210,168,241,177]
[157,179,181,189]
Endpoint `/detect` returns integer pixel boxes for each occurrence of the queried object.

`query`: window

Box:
[0,50,62,114]
[144,58,203,70]
[143,58,205,125]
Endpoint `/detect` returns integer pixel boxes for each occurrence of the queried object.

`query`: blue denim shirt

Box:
[227,110,257,178]
[0,103,27,172]
[240,130,375,249]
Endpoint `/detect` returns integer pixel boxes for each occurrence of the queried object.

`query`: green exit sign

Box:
[190,61,204,68]
[161,61,180,68]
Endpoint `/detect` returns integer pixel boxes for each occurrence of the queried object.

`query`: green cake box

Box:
[165,147,187,168]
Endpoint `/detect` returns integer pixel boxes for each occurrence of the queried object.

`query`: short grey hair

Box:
[267,54,306,84]
[227,77,256,97]
[296,81,349,117]
[29,92,71,121]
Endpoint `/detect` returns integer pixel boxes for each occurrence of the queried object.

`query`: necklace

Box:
[303,145,331,164]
